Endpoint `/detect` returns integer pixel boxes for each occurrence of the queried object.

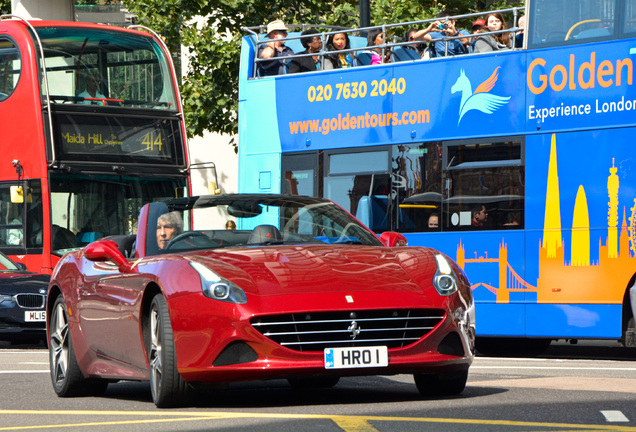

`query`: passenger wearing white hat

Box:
[258,19,294,76]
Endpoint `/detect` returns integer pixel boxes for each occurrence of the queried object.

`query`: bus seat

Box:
[52,225,77,250]
[392,46,421,62]
[77,231,103,244]
[356,52,373,66]
[356,196,388,231]
[103,235,136,258]
[575,28,611,39]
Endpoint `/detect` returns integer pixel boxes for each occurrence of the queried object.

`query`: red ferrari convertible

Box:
[47,194,474,407]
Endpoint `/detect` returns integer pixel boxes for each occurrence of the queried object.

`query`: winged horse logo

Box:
[451,67,511,125]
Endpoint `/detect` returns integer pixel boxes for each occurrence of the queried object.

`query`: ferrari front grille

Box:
[15,294,45,309]
[251,309,445,352]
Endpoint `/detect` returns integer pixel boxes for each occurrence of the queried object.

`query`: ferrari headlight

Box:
[190,262,247,304]
[432,254,459,296]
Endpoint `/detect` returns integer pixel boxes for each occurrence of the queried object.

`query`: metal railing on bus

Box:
[242,6,525,79]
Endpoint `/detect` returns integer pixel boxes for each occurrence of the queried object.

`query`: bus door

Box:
[0,180,44,268]
[281,152,321,197]
[441,138,526,336]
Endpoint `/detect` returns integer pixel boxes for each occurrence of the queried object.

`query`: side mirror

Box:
[84,240,133,272]
[380,232,408,247]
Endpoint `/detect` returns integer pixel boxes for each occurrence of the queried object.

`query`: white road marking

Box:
[601,410,629,422]
[471,366,636,371]
[0,370,49,374]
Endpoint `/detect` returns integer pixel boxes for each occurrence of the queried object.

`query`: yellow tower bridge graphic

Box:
[456,134,636,304]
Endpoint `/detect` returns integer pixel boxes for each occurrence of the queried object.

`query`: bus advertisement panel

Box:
[238,2,636,350]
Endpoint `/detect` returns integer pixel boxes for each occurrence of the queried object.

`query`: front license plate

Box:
[324,346,388,369]
[24,311,46,322]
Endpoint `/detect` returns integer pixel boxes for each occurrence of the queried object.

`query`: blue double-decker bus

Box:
[238,0,636,353]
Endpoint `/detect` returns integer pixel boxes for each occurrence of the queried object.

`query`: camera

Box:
[438,22,448,30]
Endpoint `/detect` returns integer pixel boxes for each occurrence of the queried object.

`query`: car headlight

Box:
[190,261,247,304]
[0,294,13,304]
[432,253,459,296]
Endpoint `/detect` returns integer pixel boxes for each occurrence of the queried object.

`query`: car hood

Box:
[191,245,438,297]
[0,271,50,295]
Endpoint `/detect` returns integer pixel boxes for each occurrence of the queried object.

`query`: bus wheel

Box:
[147,293,193,408]
[475,337,551,357]
[414,370,468,397]
[49,294,108,396]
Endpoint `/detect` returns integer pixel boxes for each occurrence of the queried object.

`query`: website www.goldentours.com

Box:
[289,109,430,136]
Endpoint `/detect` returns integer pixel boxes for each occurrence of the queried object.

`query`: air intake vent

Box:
[251,309,444,352]
[15,294,45,309]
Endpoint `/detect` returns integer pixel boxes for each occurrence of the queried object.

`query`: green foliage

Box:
[0,0,10,15]
[122,0,524,148]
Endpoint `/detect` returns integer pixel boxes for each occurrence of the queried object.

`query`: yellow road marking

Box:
[331,416,380,432]
[0,410,635,431]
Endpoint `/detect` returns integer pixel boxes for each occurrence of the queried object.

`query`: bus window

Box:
[622,0,636,35]
[0,185,24,247]
[38,27,177,109]
[0,38,20,101]
[25,181,43,249]
[393,142,443,233]
[324,150,390,232]
[530,0,617,47]
[49,174,186,254]
[443,139,524,230]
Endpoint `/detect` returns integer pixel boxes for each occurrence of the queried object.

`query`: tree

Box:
[0,0,10,14]
[121,1,522,147]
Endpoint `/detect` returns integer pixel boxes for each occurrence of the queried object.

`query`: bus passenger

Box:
[258,20,294,76]
[417,11,470,57]
[225,220,236,230]
[156,211,183,250]
[515,15,525,48]
[428,213,439,229]
[325,32,354,69]
[362,29,391,65]
[289,29,323,74]
[471,205,488,227]
[402,29,424,58]
[469,19,486,53]
[78,73,105,105]
[474,12,511,53]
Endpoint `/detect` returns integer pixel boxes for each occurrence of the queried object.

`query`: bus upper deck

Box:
[0,16,191,272]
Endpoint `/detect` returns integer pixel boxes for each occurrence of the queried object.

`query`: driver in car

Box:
[156,211,183,250]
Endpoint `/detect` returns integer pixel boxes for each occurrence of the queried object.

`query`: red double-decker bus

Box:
[0,16,191,273]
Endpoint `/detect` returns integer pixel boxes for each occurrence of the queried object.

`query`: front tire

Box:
[49,294,108,397]
[414,370,468,397]
[147,293,192,408]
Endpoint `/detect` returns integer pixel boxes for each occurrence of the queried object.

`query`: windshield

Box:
[0,252,19,271]
[50,174,186,255]
[150,195,383,254]
[37,27,177,109]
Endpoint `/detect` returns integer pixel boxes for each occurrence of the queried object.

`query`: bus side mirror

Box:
[84,240,133,272]
[380,232,408,247]
[10,186,32,204]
